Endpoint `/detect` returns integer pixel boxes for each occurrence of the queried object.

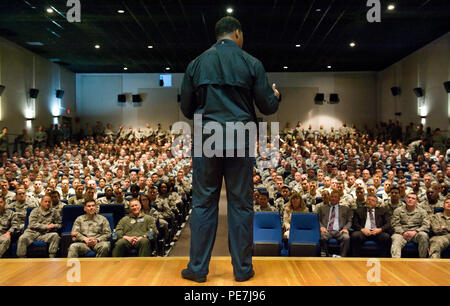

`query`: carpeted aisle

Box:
[169,181,230,256]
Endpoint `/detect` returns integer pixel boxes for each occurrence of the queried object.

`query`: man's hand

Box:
[320,227,328,234]
[1,232,11,241]
[340,229,349,235]
[361,228,372,236]
[371,228,382,235]
[46,224,56,230]
[403,231,417,241]
[272,83,280,100]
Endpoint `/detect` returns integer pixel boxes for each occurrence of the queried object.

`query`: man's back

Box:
[181,39,279,125]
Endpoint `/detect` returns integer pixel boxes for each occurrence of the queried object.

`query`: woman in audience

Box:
[282,192,309,240]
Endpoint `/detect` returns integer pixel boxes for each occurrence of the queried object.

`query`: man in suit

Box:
[351,195,391,257]
[317,190,353,257]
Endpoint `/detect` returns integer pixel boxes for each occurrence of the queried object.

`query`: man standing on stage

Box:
[180,16,281,282]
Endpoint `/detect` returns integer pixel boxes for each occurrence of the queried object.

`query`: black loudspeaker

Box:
[329,93,340,104]
[132,94,142,103]
[118,94,127,103]
[395,112,402,116]
[56,89,65,99]
[413,88,424,97]
[0,85,5,96]
[314,93,324,105]
[159,79,164,87]
[390,87,401,96]
[177,94,181,102]
[29,88,39,98]
[444,81,450,93]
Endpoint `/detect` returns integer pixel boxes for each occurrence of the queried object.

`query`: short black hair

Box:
[215,16,242,39]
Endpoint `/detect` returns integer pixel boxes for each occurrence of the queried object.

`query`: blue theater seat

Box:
[253,212,282,256]
[288,213,320,257]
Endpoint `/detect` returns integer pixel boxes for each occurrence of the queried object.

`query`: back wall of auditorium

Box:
[0,32,448,138]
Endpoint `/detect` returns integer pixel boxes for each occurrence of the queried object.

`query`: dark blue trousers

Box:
[187,155,254,278]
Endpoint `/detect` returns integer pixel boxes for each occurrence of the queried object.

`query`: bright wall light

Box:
[25,107,35,119]
[52,100,61,117]
[26,120,32,129]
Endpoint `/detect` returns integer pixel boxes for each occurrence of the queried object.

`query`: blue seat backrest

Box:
[289,213,320,246]
[97,193,105,198]
[100,213,115,232]
[99,204,126,228]
[24,207,36,230]
[61,205,85,234]
[253,212,281,243]
[434,207,444,214]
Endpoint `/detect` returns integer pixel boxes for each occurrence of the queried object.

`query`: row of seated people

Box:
[253,188,449,258]
[0,182,192,258]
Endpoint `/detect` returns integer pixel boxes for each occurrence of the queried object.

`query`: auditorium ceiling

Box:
[0,0,449,73]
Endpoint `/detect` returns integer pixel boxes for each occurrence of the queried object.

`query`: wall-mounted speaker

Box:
[329,93,340,104]
[395,112,402,116]
[0,85,5,96]
[56,89,65,99]
[177,94,181,102]
[29,88,39,99]
[159,79,164,87]
[390,87,401,96]
[118,94,127,103]
[314,93,324,105]
[413,88,424,97]
[444,81,450,93]
[132,94,142,103]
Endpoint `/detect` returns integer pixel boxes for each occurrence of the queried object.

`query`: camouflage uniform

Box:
[0,208,17,257]
[381,199,404,218]
[390,206,430,258]
[6,200,39,233]
[16,207,62,257]
[419,198,444,216]
[429,212,450,258]
[274,197,289,215]
[68,214,111,257]
[68,196,85,205]
[254,204,277,212]
[346,198,366,211]
[112,213,158,257]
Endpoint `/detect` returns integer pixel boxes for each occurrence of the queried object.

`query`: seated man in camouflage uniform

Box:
[16,195,62,258]
[390,193,430,258]
[254,191,277,212]
[0,196,18,257]
[68,200,111,257]
[6,186,38,235]
[112,198,158,257]
[429,197,450,258]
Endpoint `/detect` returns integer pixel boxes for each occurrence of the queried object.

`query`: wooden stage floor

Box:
[0,257,449,286]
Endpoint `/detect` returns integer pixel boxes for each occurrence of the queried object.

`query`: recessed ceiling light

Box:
[46,8,54,13]
[387,4,395,10]
[148,45,153,49]
[226,8,233,14]
[283,66,288,70]
[316,9,322,12]
[295,44,301,48]
[349,42,356,47]
[327,65,332,69]
[118,10,125,14]
[94,44,101,49]
[165,67,171,71]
